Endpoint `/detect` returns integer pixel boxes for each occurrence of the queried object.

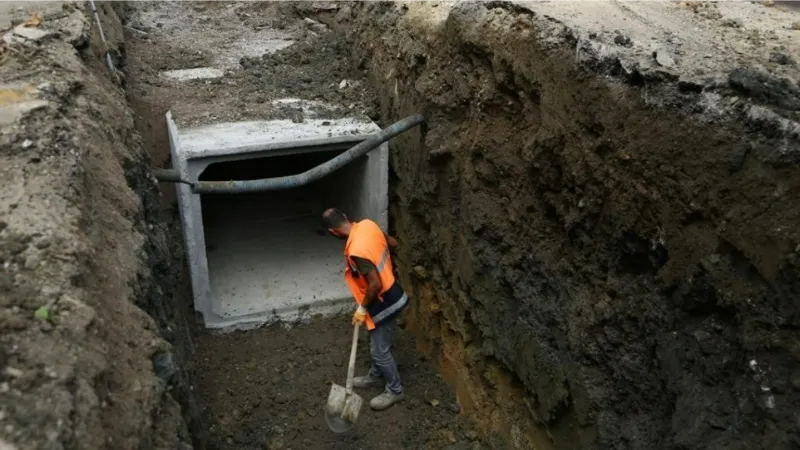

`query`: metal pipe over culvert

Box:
[152,168,193,185]
[187,114,425,194]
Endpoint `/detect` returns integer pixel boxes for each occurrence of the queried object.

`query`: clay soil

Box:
[0,2,195,450]
[193,317,485,450]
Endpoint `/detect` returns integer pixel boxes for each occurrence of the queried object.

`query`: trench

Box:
[123,2,491,449]
[118,1,800,450]
[7,1,799,449]
[198,151,361,324]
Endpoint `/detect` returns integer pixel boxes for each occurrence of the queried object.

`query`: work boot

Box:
[369,390,405,411]
[352,375,383,389]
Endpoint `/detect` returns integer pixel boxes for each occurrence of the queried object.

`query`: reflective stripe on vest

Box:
[343,220,407,329]
[376,246,390,273]
[370,284,408,324]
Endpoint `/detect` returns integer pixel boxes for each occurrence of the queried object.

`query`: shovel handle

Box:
[345,323,360,393]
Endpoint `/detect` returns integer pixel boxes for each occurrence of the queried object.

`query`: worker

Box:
[322,208,408,411]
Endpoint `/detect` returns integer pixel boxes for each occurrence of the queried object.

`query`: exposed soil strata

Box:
[0,2,196,449]
[5,1,798,449]
[328,1,800,449]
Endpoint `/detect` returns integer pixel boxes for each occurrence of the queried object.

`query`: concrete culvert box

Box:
[166,110,388,330]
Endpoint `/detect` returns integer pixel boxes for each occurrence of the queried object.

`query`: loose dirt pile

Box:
[237,36,377,118]
[194,317,487,450]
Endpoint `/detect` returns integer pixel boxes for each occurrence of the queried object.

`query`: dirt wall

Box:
[326,1,800,449]
[0,2,197,449]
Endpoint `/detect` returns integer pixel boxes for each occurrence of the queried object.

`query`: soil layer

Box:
[0,2,197,450]
[194,317,488,450]
[329,1,800,450]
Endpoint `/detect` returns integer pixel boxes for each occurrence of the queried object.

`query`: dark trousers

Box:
[367,315,402,394]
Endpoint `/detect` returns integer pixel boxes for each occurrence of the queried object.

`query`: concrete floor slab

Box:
[217,37,296,67]
[204,211,350,319]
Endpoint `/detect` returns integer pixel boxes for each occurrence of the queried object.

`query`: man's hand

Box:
[353,305,367,325]
[383,232,399,249]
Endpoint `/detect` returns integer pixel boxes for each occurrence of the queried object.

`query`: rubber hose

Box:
[191,114,425,194]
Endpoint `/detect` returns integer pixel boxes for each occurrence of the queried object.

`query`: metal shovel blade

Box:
[325,382,363,433]
[324,409,353,434]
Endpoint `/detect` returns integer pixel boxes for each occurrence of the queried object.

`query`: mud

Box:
[329,1,800,449]
[194,317,490,450]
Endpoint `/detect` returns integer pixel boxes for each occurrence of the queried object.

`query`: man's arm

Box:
[361,270,382,308]
[383,232,399,249]
[352,256,382,307]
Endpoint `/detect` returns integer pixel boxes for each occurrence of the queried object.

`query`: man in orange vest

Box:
[322,208,409,411]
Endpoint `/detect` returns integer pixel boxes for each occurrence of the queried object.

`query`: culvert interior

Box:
[197,151,366,323]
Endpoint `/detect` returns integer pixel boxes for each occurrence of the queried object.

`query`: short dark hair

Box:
[322,208,348,229]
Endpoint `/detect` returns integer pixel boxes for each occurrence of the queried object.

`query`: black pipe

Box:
[152,168,192,185]
[190,114,425,194]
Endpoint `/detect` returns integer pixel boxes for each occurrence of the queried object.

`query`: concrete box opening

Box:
[198,151,369,325]
[167,112,389,330]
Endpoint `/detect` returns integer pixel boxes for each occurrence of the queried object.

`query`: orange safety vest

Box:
[344,219,408,330]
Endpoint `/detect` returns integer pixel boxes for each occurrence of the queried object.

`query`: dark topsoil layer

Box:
[193,317,487,450]
[333,2,800,450]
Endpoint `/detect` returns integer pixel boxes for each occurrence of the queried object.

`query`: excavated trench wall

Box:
[0,2,199,449]
[4,1,799,449]
[321,2,800,449]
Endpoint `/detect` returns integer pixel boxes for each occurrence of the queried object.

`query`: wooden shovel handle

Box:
[345,323,360,393]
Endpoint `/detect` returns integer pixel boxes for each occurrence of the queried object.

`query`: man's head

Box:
[322,208,352,239]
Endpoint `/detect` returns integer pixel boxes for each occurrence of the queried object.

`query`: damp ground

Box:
[193,316,487,450]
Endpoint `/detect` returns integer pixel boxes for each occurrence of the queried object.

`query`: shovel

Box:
[324,323,364,433]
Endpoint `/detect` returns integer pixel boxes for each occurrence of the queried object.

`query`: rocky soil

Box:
[322,1,800,449]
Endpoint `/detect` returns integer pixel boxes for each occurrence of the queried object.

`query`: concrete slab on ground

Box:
[177,116,378,159]
[161,67,224,81]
